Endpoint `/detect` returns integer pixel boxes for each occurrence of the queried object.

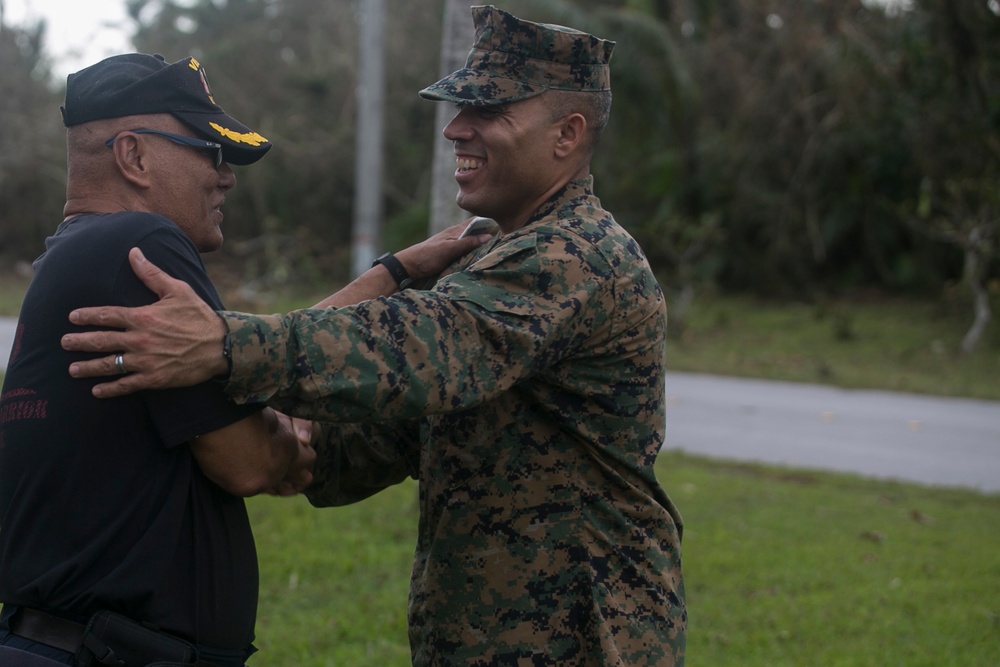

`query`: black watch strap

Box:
[372,252,414,289]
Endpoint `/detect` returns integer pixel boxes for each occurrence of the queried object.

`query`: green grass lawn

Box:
[664,453,1000,667]
[248,453,1000,666]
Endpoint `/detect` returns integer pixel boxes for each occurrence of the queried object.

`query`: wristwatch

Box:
[372,252,414,289]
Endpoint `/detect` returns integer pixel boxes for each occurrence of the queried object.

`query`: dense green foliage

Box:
[2,0,998,342]
[246,454,1000,666]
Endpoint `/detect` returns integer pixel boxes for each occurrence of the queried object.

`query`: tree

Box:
[0,15,64,262]
[913,176,998,353]
[893,0,1000,352]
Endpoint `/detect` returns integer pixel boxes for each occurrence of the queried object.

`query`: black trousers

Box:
[0,633,74,666]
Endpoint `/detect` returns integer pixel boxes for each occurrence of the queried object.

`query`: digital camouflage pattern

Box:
[419,5,614,106]
[221,177,686,666]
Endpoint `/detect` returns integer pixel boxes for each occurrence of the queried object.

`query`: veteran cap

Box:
[61,53,271,166]
[419,5,615,106]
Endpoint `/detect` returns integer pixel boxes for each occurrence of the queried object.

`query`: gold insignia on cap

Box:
[210,122,269,146]
[187,58,217,104]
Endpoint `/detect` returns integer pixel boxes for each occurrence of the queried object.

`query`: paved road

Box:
[3,315,998,493]
[663,372,1000,493]
[0,316,15,373]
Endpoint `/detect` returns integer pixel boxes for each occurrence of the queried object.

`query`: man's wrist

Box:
[213,314,233,381]
[221,330,233,373]
[372,252,414,290]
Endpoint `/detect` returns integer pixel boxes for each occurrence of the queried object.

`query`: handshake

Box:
[266,412,320,497]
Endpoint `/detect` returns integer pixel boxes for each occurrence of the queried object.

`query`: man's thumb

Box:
[128,247,173,298]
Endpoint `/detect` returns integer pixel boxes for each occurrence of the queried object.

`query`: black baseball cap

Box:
[61,53,271,166]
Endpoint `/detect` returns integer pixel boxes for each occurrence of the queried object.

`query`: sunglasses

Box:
[105,128,224,168]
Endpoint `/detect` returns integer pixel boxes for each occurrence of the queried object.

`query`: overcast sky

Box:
[5,0,137,80]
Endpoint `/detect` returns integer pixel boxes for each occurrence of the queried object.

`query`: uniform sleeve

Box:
[303,418,422,507]
[221,230,617,422]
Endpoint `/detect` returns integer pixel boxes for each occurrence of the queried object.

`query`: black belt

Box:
[9,607,85,654]
[7,607,226,666]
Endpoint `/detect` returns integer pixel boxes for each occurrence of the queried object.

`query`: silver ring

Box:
[114,353,127,375]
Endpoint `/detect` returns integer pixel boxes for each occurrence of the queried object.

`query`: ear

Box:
[553,112,587,159]
[109,133,153,188]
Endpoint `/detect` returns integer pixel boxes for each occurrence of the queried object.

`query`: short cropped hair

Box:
[546,89,613,155]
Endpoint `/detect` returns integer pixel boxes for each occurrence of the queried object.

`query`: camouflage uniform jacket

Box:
[221,177,686,666]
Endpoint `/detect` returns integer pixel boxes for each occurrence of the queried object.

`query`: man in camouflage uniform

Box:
[62,5,686,665]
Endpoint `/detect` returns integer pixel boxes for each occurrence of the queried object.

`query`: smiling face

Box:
[443,94,584,233]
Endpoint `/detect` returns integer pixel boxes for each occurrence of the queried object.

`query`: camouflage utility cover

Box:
[222,178,686,666]
[419,5,614,106]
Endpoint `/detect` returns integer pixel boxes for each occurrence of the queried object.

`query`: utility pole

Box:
[352,0,386,277]
[428,0,474,234]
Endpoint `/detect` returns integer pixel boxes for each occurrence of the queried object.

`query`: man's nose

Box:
[443,108,473,141]
[218,163,237,190]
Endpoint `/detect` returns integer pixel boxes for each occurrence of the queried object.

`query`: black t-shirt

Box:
[0,212,262,651]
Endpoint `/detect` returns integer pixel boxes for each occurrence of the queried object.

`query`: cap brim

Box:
[173,110,272,166]
[419,69,545,106]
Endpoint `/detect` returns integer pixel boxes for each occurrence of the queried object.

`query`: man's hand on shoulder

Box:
[61,247,228,397]
[395,219,495,281]
[311,220,494,310]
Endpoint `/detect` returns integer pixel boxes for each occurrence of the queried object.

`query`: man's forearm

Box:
[311,263,401,309]
[219,257,417,401]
